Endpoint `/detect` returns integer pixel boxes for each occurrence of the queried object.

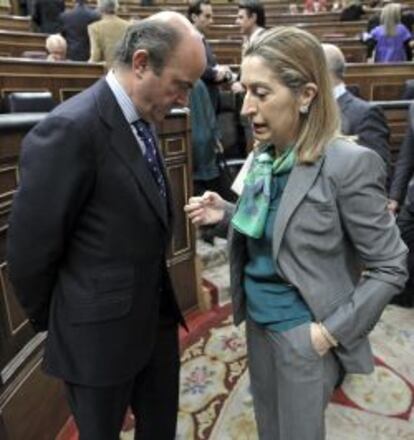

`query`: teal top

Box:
[244,171,312,332]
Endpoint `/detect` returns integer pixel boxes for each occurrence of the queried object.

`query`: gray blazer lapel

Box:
[272,157,324,259]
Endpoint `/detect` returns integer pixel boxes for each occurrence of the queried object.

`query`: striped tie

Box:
[132,119,167,199]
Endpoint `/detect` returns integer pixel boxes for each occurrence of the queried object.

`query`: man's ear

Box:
[132,49,149,78]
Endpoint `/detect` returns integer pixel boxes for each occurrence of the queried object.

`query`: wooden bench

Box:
[373,100,411,166]
[0,57,104,109]
[0,14,31,32]
[345,62,414,101]
[206,20,368,40]
[209,36,367,65]
[0,30,46,57]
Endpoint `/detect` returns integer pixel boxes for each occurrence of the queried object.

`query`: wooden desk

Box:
[0,14,31,32]
[0,57,104,107]
[345,62,414,101]
[0,30,46,57]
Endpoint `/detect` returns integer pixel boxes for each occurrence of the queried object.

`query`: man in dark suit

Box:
[188,0,234,112]
[7,12,206,440]
[60,0,100,61]
[32,0,65,33]
[388,102,414,307]
[323,43,391,170]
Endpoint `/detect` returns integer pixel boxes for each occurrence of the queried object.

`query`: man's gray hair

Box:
[322,43,346,80]
[114,20,182,74]
[98,0,118,14]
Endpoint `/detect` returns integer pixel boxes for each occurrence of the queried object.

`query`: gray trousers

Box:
[246,319,342,440]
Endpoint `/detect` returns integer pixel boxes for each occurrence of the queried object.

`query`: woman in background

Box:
[304,0,327,13]
[365,3,413,62]
[185,26,407,439]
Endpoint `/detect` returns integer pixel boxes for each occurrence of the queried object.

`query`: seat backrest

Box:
[401,79,414,100]
[22,50,48,60]
[217,90,246,158]
[6,91,56,113]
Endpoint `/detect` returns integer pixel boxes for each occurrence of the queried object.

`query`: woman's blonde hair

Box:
[244,26,340,164]
[381,3,401,36]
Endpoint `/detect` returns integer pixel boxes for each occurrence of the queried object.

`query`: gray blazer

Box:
[225,138,407,374]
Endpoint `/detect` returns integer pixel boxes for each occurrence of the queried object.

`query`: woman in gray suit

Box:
[185,26,407,440]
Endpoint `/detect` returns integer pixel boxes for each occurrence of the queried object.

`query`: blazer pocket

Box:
[278,323,322,362]
[300,200,335,212]
[68,296,133,325]
[92,265,135,294]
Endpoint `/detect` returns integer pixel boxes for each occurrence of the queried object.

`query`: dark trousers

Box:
[65,321,179,440]
[394,206,414,307]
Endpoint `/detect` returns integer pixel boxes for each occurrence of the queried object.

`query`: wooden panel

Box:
[345,62,414,101]
[209,36,367,65]
[1,353,69,440]
[374,101,411,167]
[0,30,46,57]
[0,15,31,32]
[0,57,104,106]
[159,110,198,312]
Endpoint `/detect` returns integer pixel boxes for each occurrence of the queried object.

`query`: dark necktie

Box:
[132,119,167,199]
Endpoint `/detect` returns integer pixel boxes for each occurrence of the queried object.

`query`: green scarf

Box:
[231,144,296,239]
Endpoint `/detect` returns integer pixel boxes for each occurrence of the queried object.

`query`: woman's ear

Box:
[298,82,318,112]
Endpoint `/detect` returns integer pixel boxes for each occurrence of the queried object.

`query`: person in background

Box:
[190,79,222,197]
[32,0,64,33]
[235,0,266,55]
[323,43,391,171]
[88,0,130,68]
[340,0,367,21]
[232,0,266,151]
[7,12,206,440]
[60,0,100,62]
[188,0,234,112]
[45,33,67,61]
[388,102,414,307]
[364,3,414,62]
[185,26,407,439]
[304,0,327,13]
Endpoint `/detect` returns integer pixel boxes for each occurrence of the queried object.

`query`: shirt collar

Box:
[105,69,140,125]
[334,83,347,100]
[249,26,264,43]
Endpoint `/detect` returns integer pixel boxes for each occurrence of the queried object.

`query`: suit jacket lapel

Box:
[94,79,169,230]
[272,156,324,259]
[338,92,353,134]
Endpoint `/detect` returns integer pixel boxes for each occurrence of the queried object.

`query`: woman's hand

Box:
[310,323,332,357]
[184,191,226,226]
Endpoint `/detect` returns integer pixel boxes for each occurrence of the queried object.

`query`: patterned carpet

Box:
[121,305,414,440]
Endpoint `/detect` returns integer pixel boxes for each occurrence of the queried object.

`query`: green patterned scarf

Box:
[231,144,296,239]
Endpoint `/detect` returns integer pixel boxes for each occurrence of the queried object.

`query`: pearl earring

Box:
[299,105,309,114]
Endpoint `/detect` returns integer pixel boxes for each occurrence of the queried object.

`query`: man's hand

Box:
[231,81,245,94]
[387,199,399,214]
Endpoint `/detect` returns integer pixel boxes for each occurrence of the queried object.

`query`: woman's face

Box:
[240,55,306,149]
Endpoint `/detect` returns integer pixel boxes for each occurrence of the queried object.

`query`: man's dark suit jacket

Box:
[7,78,183,386]
[390,102,414,207]
[338,90,391,170]
[60,2,100,61]
[32,0,65,33]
